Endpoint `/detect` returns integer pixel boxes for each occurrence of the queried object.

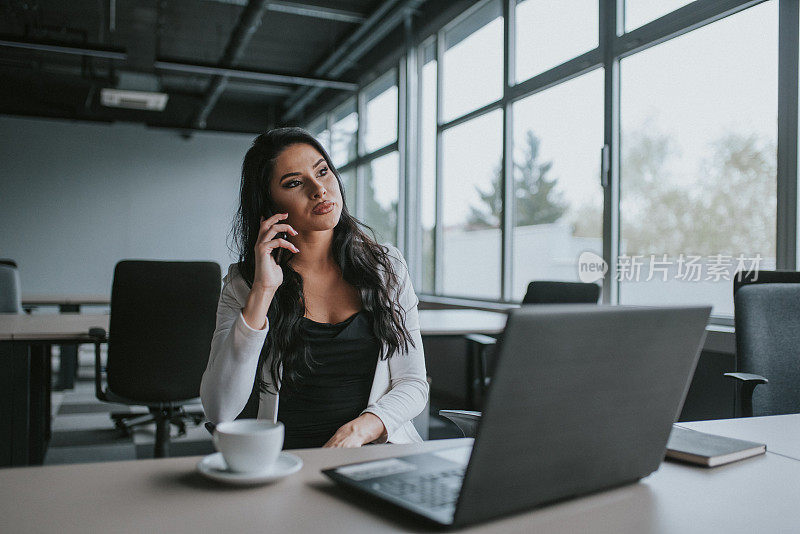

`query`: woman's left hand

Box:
[323,413,386,448]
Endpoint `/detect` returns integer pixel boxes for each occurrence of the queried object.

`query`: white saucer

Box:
[197,452,303,486]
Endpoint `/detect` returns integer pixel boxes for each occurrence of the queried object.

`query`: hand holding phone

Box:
[252,214,299,292]
[272,231,290,264]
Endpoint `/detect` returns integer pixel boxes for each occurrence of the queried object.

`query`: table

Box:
[679,413,800,461]
[418,309,507,335]
[2,415,800,533]
[21,294,110,308]
[0,314,109,466]
[21,295,110,390]
[418,309,508,408]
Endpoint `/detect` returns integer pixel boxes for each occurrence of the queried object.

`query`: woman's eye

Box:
[285,180,301,188]
[319,167,329,176]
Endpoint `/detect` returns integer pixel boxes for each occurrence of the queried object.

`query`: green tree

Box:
[467,131,566,229]
[619,128,776,257]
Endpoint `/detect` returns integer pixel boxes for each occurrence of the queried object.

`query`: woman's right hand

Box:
[253,213,300,291]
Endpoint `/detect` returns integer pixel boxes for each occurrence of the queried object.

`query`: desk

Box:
[418,309,507,336]
[679,413,800,461]
[2,415,800,533]
[21,295,109,390]
[21,294,110,308]
[0,314,109,466]
[418,310,507,408]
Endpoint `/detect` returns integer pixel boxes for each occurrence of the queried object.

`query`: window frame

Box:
[304,0,795,324]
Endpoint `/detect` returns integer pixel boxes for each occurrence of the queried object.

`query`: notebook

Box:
[666,425,766,467]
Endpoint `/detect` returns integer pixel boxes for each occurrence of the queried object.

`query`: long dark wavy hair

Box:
[231,127,415,394]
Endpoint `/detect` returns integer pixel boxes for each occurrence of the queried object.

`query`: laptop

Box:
[323,305,711,528]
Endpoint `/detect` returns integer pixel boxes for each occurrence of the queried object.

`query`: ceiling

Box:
[0,0,435,134]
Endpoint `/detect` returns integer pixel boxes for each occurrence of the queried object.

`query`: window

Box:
[624,0,694,32]
[362,72,398,153]
[330,99,358,167]
[511,69,604,299]
[361,151,399,246]
[619,1,778,316]
[441,0,503,122]
[441,109,503,298]
[306,115,330,154]
[514,0,598,83]
[338,168,356,213]
[420,43,437,294]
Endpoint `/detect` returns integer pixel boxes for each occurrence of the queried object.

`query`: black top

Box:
[277,310,380,449]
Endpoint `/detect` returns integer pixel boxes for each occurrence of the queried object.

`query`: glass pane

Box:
[515,0,598,83]
[330,99,357,167]
[442,0,503,122]
[362,151,399,246]
[338,168,356,213]
[420,54,437,294]
[625,0,693,32]
[512,69,604,300]
[363,72,398,153]
[306,115,329,153]
[441,110,503,298]
[620,2,777,316]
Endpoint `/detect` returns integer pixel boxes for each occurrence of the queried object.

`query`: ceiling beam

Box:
[281,0,425,122]
[0,38,126,61]
[189,0,270,129]
[204,0,366,24]
[0,38,356,91]
[155,60,358,91]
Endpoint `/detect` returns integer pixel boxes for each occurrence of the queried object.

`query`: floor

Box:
[45,346,461,466]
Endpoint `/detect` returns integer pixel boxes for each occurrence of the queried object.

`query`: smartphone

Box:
[272,231,290,264]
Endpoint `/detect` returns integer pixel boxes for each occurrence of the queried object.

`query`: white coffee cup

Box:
[213,420,284,473]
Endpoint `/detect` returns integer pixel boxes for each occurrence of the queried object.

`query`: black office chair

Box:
[464,281,601,409]
[726,270,800,417]
[90,260,221,457]
[446,281,601,435]
[0,262,22,314]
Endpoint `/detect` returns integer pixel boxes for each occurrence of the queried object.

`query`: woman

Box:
[200,127,428,448]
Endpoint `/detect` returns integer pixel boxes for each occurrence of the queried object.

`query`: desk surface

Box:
[2,417,800,534]
[680,413,800,461]
[418,309,507,335]
[21,294,110,306]
[1,310,505,340]
[0,314,109,341]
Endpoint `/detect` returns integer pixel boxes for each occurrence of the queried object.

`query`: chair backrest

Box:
[106,260,221,403]
[0,263,22,314]
[733,269,800,295]
[734,279,800,416]
[522,280,601,305]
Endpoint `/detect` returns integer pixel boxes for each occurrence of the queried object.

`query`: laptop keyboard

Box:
[372,468,465,509]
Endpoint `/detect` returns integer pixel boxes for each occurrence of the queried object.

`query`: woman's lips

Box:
[312,201,334,215]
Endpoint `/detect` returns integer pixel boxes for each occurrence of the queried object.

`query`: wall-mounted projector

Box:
[100,88,169,111]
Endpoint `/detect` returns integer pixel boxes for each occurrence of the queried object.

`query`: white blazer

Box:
[200,244,428,444]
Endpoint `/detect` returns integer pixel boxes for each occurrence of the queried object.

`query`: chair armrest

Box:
[723,372,768,384]
[438,410,482,438]
[89,327,107,342]
[464,333,497,346]
[89,328,108,402]
[723,373,768,417]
